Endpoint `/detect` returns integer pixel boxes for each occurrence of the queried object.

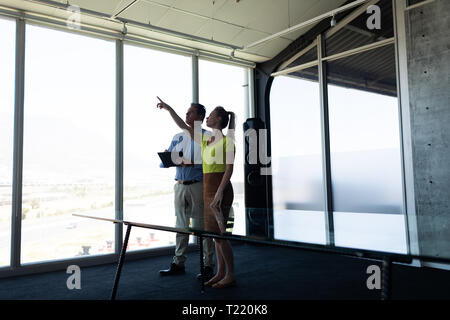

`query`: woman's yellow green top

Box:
[201,134,235,174]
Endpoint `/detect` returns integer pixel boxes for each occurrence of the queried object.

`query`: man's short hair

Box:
[191,103,206,121]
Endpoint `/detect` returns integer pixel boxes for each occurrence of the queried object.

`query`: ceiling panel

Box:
[171,0,228,17]
[195,19,244,44]
[69,0,127,16]
[0,0,352,62]
[157,8,209,35]
[246,37,292,58]
[269,0,349,41]
[230,28,270,47]
[117,0,169,25]
[231,28,291,57]
[213,0,276,28]
[141,0,177,6]
[245,0,291,34]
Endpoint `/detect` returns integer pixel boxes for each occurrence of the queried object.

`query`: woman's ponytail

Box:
[227,111,235,130]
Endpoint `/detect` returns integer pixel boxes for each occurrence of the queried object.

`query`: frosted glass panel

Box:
[327,45,406,253]
[270,72,324,212]
[274,210,326,245]
[333,212,407,253]
[328,85,403,214]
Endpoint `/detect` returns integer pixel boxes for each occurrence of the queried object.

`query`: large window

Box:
[0,18,15,267]
[269,0,406,254]
[123,44,192,250]
[199,59,247,235]
[21,25,116,263]
[269,70,327,245]
[1,18,249,266]
[327,45,407,253]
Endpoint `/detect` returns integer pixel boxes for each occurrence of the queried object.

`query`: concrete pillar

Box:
[403,0,450,258]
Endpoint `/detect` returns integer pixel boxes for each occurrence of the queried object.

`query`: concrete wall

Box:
[404,0,450,258]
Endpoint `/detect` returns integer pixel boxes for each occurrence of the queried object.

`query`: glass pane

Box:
[326,0,394,57]
[327,44,397,96]
[269,68,326,245]
[327,46,407,253]
[21,25,115,263]
[124,44,191,250]
[199,59,247,235]
[0,18,15,267]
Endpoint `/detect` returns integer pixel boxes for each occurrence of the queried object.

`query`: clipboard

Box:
[158,151,181,168]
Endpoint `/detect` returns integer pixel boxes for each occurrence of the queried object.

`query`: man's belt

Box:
[177,180,200,185]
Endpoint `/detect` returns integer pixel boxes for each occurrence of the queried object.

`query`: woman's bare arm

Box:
[217,163,234,194]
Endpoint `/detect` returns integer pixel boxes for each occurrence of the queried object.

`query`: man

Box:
[159,102,215,281]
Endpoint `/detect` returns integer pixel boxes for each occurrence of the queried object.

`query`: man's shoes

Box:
[159,263,185,276]
[197,266,214,281]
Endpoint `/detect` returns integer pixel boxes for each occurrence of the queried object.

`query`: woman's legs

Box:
[205,238,236,286]
[205,239,225,285]
[203,173,235,287]
[212,239,236,288]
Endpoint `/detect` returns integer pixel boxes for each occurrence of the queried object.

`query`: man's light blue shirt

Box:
[160,130,205,182]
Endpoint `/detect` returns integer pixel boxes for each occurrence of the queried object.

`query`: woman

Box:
[156,97,237,288]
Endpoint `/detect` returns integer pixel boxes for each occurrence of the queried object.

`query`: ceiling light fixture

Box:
[330,14,336,27]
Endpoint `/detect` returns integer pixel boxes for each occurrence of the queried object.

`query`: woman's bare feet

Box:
[211,275,236,289]
[204,273,224,286]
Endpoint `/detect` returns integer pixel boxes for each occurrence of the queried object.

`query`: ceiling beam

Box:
[405,0,435,11]
[276,39,317,72]
[324,0,380,39]
[275,0,380,74]
[111,0,139,19]
[343,24,386,41]
[244,0,372,50]
[321,37,394,62]
[271,60,318,77]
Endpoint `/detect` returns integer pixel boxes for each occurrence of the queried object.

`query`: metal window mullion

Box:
[115,39,124,255]
[191,53,199,245]
[271,60,319,77]
[405,0,435,11]
[244,69,249,119]
[276,40,317,72]
[393,0,417,256]
[275,37,394,78]
[192,54,199,103]
[317,34,335,246]
[247,68,256,118]
[11,18,25,268]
